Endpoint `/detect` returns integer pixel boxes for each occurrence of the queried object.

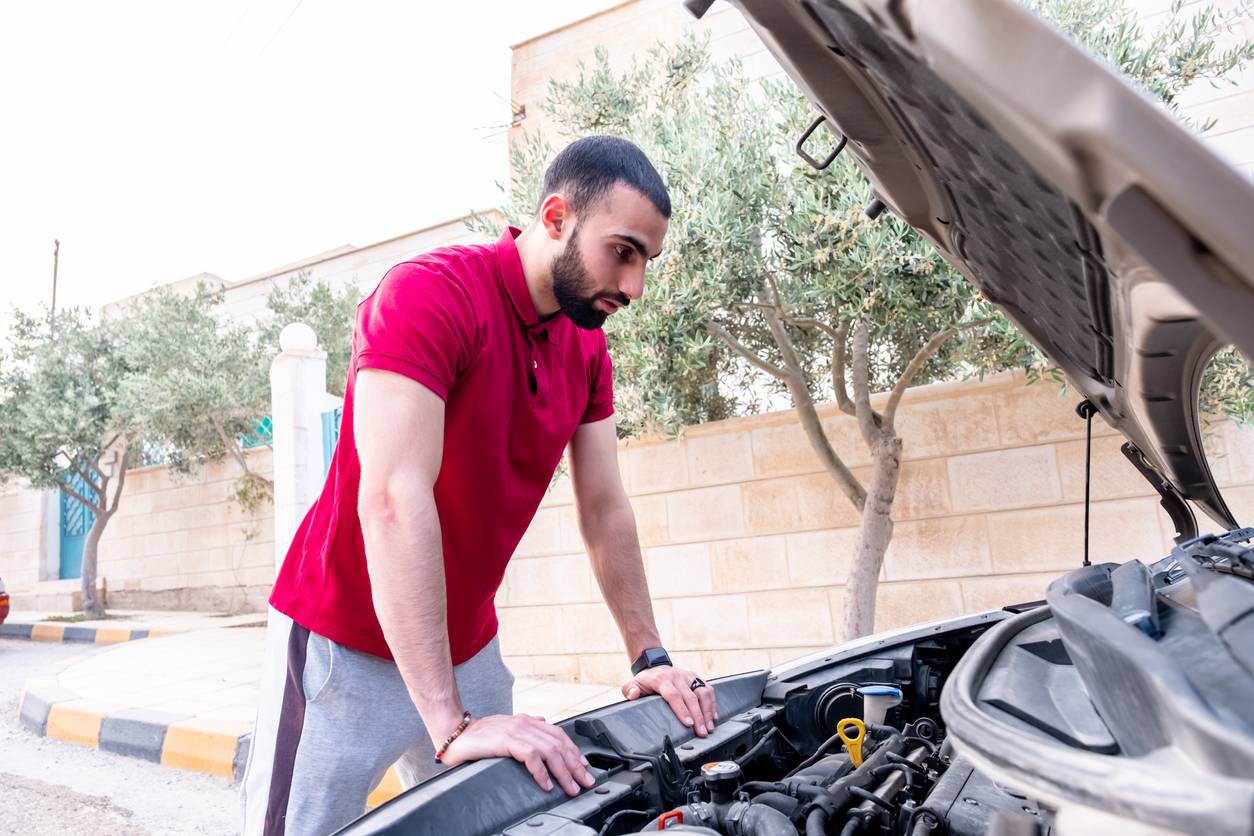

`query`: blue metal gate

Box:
[321,406,343,475]
[59,473,97,580]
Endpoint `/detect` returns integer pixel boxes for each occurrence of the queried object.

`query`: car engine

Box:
[340,611,1049,836]
[573,616,1040,836]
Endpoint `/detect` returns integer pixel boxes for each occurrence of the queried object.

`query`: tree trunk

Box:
[80,509,113,617]
[843,431,903,640]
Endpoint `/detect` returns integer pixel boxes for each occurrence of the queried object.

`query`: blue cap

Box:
[858,685,902,697]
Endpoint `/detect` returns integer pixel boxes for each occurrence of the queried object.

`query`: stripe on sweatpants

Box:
[263,621,310,836]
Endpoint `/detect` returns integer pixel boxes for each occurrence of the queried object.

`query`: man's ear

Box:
[538,193,570,241]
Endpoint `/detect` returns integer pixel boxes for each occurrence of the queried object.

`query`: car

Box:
[338,1,1254,834]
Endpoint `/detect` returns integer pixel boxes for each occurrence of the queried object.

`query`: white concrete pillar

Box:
[270,323,328,573]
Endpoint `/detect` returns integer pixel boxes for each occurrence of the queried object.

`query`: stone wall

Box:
[495,372,1254,684]
[0,484,51,593]
[94,449,276,612]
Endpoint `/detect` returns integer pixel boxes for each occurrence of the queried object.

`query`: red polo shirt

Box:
[269,226,614,664]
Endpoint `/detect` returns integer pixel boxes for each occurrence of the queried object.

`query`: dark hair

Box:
[536,135,671,219]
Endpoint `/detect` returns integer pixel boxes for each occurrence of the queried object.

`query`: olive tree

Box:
[0,309,136,616]
[488,0,1254,638]
[117,285,274,516]
[260,272,359,397]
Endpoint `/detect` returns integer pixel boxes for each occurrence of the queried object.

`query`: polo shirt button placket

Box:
[525,327,549,408]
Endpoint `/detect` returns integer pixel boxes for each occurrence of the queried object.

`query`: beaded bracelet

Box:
[433,711,473,764]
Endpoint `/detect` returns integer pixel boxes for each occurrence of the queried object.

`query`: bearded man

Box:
[242,135,717,836]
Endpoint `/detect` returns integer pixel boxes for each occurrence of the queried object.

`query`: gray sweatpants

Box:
[240,608,515,836]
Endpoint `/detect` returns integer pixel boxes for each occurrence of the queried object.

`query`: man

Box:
[242,135,718,836]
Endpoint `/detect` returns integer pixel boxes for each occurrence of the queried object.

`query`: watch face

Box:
[633,647,672,674]
[646,648,671,667]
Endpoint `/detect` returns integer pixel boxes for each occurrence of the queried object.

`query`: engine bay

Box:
[566,614,1042,836]
[339,611,1050,836]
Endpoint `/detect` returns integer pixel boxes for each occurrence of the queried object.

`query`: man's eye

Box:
[615,246,631,261]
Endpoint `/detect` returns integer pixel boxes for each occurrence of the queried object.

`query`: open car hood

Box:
[706,0,1254,531]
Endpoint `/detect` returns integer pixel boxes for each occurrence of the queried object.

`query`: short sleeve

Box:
[581,333,615,424]
[354,262,482,400]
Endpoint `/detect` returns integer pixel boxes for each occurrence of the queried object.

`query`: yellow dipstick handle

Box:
[837,717,866,767]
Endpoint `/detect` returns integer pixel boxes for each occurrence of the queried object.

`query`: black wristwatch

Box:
[631,646,672,675]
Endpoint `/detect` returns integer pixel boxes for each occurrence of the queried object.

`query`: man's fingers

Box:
[523,729,582,796]
[531,721,593,787]
[677,680,707,736]
[695,684,718,730]
[621,681,641,699]
[515,744,554,793]
[657,681,700,734]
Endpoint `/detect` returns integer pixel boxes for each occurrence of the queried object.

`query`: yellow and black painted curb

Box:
[18,679,251,781]
[0,621,181,645]
[17,675,403,803]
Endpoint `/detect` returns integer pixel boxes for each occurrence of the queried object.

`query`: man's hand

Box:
[440,714,595,796]
[622,666,719,737]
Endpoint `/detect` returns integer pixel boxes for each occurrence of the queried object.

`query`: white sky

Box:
[0,1,622,318]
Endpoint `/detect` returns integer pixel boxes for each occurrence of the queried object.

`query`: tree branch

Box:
[830,320,856,417]
[763,307,867,511]
[779,313,840,341]
[107,443,131,514]
[705,322,790,381]
[850,321,884,446]
[211,414,275,490]
[74,465,103,496]
[883,318,993,428]
[762,272,783,311]
[58,482,105,515]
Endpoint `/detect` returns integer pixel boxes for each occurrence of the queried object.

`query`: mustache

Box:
[598,292,630,309]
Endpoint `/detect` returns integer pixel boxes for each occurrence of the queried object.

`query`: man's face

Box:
[550,182,668,330]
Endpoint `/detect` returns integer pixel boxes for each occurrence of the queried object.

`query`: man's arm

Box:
[568,417,718,736]
[355,369,593,795]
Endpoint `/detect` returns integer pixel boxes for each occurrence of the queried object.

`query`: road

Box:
[0,638,239,836]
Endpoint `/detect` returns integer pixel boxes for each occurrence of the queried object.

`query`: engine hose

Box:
[742,781,826,800]
[909,812,941,836]
[901,735,937,754]
[735,727,780,769]
[598,808,656,836]
[838,818,863,836]
[868,762,914,786]
[784,731,846,779]
[804,808,828,836]
[640,801,796,836]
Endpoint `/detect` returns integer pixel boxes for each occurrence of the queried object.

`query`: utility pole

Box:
[51,239,60,319]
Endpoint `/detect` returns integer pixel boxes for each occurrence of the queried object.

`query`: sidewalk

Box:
[2,610,266,644]
[15,615,622,807]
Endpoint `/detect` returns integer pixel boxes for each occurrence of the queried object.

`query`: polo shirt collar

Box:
[496,226,561,344]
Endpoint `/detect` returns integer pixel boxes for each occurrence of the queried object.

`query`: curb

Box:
[16,671,401,803]
[18,677,252,781]
[17,678,402,803]
[1,621,182,645]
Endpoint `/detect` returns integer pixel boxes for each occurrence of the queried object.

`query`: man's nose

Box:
[621,267,646,301]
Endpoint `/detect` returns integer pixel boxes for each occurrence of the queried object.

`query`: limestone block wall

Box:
[0,484,51,592]
[495,372,1254,684]
[93,449,276,612]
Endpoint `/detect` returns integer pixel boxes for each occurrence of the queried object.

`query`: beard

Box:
[551,226,628,330]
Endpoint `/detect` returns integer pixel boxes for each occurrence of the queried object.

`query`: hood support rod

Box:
[1077,400,1098,567]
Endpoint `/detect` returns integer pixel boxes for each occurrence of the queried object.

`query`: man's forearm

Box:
[582,500,661,660]
[361,490,465,743]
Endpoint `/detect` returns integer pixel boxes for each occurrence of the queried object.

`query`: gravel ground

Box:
[0,637,239,836]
